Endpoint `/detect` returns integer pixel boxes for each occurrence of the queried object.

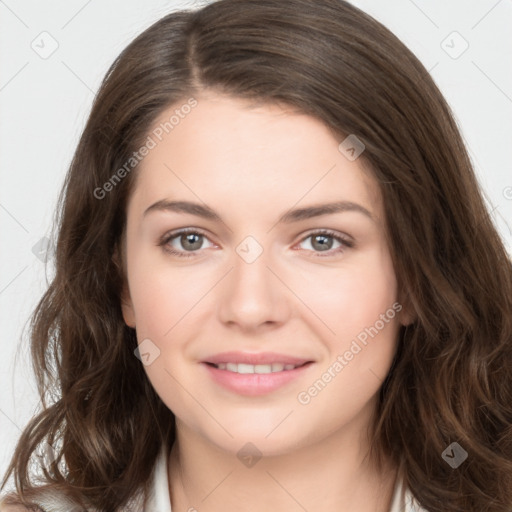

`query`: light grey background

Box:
[1,0,511,485]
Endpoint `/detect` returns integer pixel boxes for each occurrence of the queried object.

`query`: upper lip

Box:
[203,351,313,366]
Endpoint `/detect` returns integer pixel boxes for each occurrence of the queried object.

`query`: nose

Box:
[217,241,291,332]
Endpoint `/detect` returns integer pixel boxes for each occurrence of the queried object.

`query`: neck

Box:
[168,419,398,512]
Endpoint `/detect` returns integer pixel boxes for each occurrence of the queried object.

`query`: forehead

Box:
[127,93,382,223]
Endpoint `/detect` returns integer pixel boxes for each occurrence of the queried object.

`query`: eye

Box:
[296,230,353,257]
[158,228,353,259]
[158,229,214,258]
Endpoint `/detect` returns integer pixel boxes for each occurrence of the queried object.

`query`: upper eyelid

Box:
[162,227,214,244]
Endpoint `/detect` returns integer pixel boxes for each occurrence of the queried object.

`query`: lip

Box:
[203,351,312,366]
[201,352,315,396]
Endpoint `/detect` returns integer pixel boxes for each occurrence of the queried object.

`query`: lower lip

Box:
[202,362,314,396]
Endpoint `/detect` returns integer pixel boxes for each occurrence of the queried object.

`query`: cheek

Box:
[127,260,204,413]
[127,248,212,339]
[337,252,399,370]
[297,248,400,400]
[288,246,398,342]
[295,277,400,423]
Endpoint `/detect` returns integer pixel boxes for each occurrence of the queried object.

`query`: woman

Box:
[1,0,511,511]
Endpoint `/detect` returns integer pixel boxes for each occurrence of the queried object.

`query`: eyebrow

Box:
[143,199,375,224]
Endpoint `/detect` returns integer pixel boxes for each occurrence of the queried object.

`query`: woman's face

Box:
[120,92,409,456]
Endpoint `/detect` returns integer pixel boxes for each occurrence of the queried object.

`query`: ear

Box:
[120,284,136,328]
[398,305,415,326]
[396,289,416,326]
[113,244,136,328]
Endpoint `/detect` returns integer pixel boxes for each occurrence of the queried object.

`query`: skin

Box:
[120,92,413,512]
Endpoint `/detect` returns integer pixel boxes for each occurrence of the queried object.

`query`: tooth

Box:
[219,362,300,373]
[255,364,272,374]
[226,363,238,372]
[237,363,255,374]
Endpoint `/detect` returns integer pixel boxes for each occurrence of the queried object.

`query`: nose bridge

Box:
[217,234,289,327]
[234,237,271,288]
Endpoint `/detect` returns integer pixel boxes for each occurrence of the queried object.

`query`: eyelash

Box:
[158,228,354,259]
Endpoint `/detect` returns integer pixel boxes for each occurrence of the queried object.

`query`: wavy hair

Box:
[2,0,511,510]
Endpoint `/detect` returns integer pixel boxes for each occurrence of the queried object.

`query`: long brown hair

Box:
[2,0,511,510]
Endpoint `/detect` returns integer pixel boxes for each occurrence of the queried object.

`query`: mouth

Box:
[201,353,315,396]
[204,361,311,373]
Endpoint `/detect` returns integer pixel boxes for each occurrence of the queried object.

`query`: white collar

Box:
[24,448,173,512]
[144,443,172,512]
[27,444,425,512]
[388,474,427,512]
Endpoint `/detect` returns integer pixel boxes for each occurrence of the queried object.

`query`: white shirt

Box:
[23,444,427,512]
